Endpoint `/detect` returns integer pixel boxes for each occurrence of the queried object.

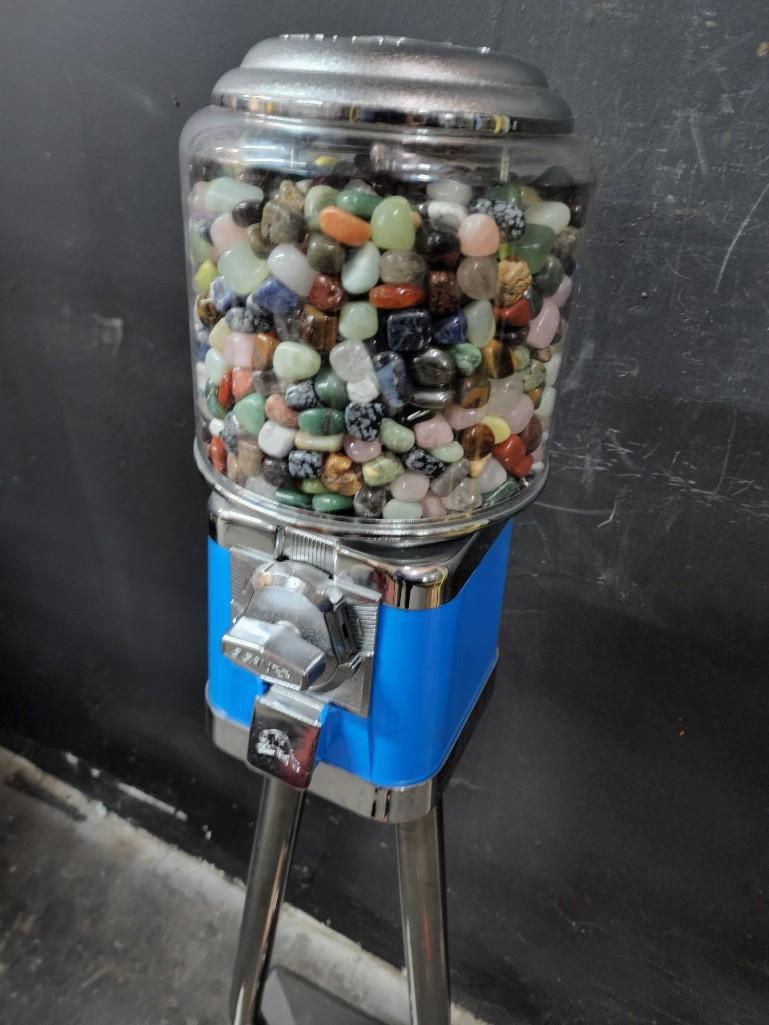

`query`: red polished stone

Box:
[369,284,426,309]
[231,367,254,401]
[217,372,233,410]
[308,273,346,313]
[492,434,527,473]
[510,453,534,478]
[494,296,533,327]
[209,436,226,474]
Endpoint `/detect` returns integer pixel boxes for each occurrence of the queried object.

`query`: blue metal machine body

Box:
[208,521,512,788]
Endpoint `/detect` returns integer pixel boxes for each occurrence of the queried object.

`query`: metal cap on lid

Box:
[212,35,574,135]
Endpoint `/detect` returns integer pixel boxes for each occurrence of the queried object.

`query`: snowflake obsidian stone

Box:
[287,450,324,479]
[345,401,384,441]
[470,196,525,240]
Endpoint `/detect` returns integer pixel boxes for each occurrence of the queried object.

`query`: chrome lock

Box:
[222,550,380,788]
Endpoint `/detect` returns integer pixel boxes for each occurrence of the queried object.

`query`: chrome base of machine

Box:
[207,665,495,823]
[261,966,383,1025]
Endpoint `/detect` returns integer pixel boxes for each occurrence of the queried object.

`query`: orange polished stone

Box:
[369,284,426,309]
[209,436,226,474]
[252,332,279,371]
[318,207,372,247]
[492,434,527,473]
[231,367,254,401]
[526,386,544,408]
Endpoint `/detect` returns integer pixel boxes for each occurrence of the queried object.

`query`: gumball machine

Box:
[181,35,594,1025]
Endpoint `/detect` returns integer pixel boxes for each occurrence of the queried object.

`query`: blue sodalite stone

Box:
[252,276,301,315]
[386,309,432,354]
[345,401,385,441]
[433,310,467,347]
[210,276,240,314]
[373,352,413,414]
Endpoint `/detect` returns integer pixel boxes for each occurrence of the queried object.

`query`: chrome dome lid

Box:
[212,35,574,135]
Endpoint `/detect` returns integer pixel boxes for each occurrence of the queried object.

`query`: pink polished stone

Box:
[552,275,573,308]
[414,414,453,449]
[344,435,381,463]
[264,394,298,428]
[476,457,507,494]
[391,471,430,502]
[210,212,249,251]
[504,394,535,433]
[458,213,500,258]
[526,299,560,349]
[224,332,255,367]
[446,404,487,430]
[421,494,447,519]
[188,182,209,217]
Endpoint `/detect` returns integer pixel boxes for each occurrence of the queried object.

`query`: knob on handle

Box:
[222,600,327,690]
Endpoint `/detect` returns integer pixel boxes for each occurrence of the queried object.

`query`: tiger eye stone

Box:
[320,452,363,496]
[297,303,338,354]
[496,257,533,306]
[480,339,516,380]
[196,295,220,329]
[519,417,543,452]
[527,386,544,408]
[456,373,491,409]
[460,423,495,460]
[426,271,461,315]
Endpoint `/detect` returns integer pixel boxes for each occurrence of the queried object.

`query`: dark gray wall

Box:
[2,2,769,1023]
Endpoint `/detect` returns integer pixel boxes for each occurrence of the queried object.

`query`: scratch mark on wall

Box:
[688,110,709,175]
[715,179,769,291]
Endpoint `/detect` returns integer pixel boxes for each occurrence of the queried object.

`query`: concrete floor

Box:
[0,749,490,1025]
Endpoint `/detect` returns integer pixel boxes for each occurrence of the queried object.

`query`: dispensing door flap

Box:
[248,689,326,790]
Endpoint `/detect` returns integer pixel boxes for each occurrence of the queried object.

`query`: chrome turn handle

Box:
[222,600,327,690]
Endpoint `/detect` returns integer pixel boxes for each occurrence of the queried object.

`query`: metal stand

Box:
[396,803,450,1025]
[230,778,305,1025]
[229,781,451,1025]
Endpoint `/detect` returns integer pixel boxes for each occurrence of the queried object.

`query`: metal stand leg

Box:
[230,777,305,1025]
[396,801,451,1025]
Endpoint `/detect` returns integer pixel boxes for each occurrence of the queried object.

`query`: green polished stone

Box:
[233,393,266,435]
[307,232,345,274]
[313,365,349,410]
[276,487,313,509]
[193,259,218,294]
[298,407,345,435]
[452,343,483,376]
[532,254,565,296]
[481,478,522,506]
[379,418,415,454]
[362,453,403,487]
[303,185,339,230]
[273,342,322,382]
[383,499,423,520]
[339,302,378,341]
[312,493,354,513]
[513,223,555,275]
[337,188,382,219]
[430,441,464,463]
[300,478,329,495]
[370,196,415,250]
[487,181,523,207]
